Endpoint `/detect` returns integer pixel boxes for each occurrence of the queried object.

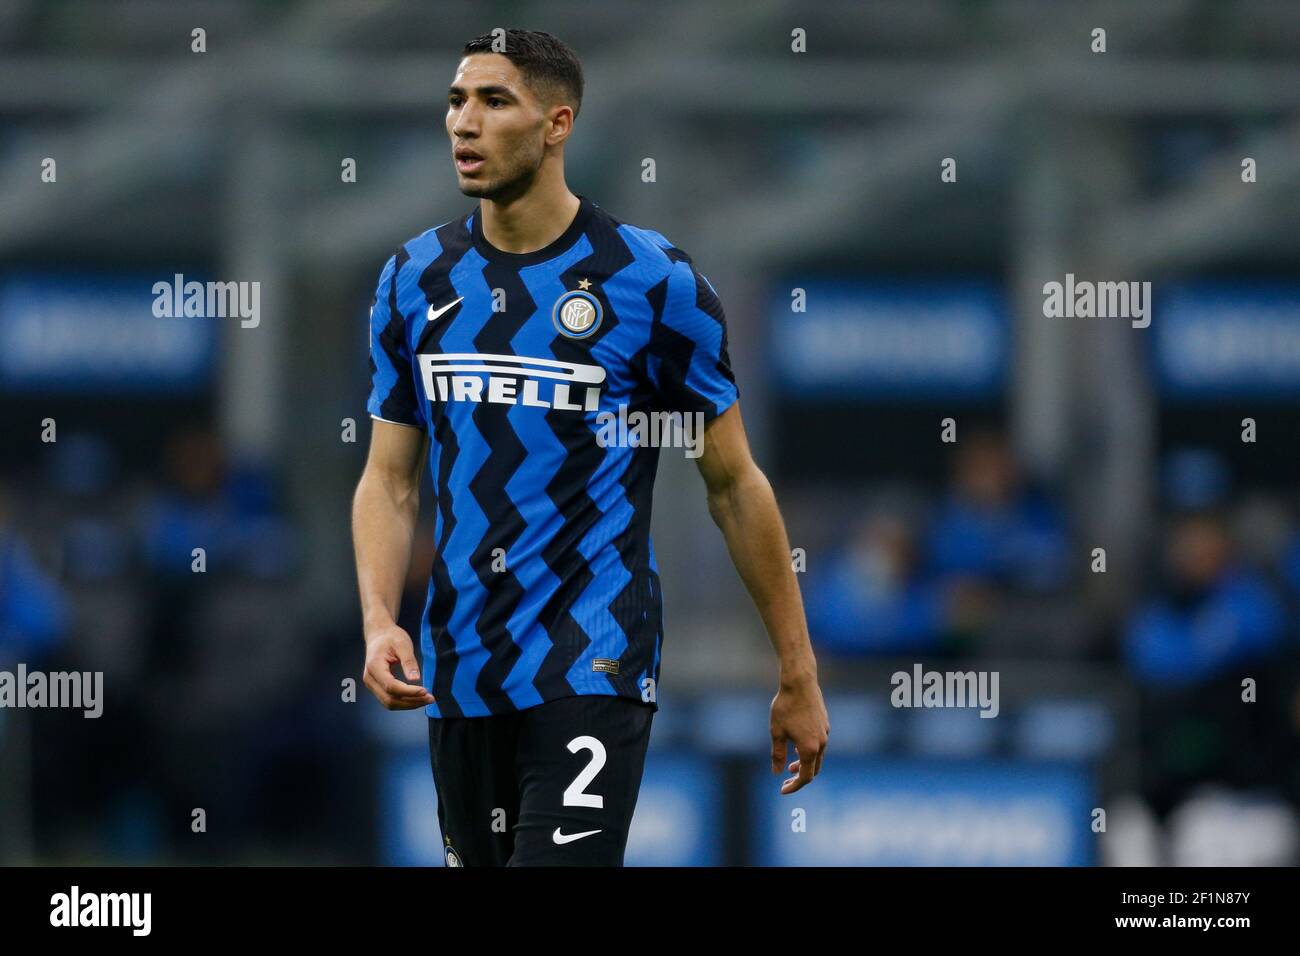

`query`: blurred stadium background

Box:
[2,0,1299,866]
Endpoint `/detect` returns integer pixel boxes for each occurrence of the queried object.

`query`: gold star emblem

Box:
[577,278,592,290]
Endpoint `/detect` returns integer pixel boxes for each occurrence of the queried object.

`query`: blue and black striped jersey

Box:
[366,194,739,717]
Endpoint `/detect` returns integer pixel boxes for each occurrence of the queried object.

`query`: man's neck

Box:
[478,183,580,255]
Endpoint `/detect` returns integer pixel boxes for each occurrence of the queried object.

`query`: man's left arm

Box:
[695,401,829,794]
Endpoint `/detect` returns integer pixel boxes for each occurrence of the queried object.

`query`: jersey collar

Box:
[469,193,595,267]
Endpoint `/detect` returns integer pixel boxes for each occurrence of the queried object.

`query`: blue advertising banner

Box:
[769,280,1008,397]
[752,758,1093,866]
[1152,282,1300,398]
[0,274,216,392]
[625,753,725,866]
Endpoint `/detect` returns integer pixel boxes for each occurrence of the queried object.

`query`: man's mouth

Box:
[455,148,485,174]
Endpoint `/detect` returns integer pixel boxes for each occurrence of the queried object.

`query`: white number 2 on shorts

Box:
[562,735,606,809]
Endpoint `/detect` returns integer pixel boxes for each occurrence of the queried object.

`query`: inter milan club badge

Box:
[552,286,603,338]
[444,846,463,867]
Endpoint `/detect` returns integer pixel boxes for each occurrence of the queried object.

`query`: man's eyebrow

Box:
[447,84,517,98]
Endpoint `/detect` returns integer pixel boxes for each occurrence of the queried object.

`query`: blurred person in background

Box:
[43,432,133,585]
[1123,510,1290,818]
[122,424,300,859]
[926,428,1069,594]
[21,435,140,862]
[1125,512,1286,689]
[0,482,69,668]
[137,423,297,672]
[805,510,949,657]
[1129,450,1287,689]
[138,424,234,677]
[918,429,1070,654]
[0,481,76,863]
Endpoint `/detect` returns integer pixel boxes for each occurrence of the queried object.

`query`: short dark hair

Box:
[462,29,584,119]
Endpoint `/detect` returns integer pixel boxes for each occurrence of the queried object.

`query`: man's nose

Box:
[451,104,480,136]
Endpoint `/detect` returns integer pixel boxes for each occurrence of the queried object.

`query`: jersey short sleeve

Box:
[366,253,425,428]
[646,255,740,422]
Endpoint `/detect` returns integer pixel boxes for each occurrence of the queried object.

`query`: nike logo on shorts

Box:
[552,827,602,845]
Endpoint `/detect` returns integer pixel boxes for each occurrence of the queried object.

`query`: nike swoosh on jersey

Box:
[427,296,464,323]
[551,827,602,845]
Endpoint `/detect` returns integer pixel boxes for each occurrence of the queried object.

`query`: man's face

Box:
[446,53,549,201]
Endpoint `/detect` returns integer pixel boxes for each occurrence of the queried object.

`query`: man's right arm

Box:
[352,418,436,710]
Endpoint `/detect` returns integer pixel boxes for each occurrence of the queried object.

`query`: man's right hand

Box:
[363,623,436,710]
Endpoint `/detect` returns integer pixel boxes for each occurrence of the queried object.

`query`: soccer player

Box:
[352,29,828,866]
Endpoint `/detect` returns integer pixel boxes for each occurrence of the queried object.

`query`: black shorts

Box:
[427,694,654,867]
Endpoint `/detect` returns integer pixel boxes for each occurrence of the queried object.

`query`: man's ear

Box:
[546,104,575,146]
